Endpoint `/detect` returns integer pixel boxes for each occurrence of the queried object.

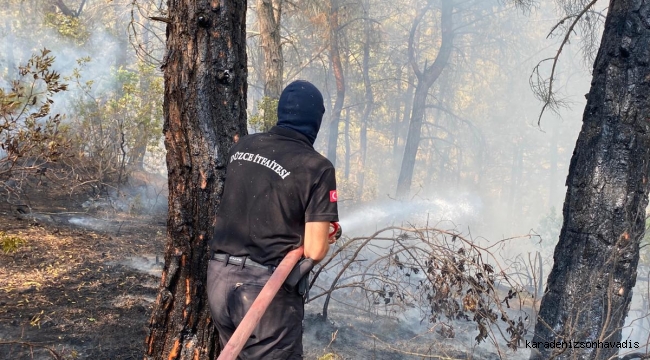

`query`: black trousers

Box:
[207,258,304,360]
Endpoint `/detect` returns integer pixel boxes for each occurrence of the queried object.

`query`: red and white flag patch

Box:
[329,190,338,202]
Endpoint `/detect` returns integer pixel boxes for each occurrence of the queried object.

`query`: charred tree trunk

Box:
[326,0,345,167]
[395,1,454,198]
[144,1,248,359]
[257,0,283,131]
[531,2,650,359]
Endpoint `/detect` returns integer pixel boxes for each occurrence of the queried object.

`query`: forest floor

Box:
[0,183,530,360]
[0,186,166,359]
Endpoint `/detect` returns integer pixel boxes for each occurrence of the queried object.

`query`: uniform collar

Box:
[269,126,314,148]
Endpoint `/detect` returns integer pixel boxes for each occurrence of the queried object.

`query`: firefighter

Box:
[207,80,339,359]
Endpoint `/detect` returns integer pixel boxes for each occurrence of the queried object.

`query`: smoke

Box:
[0,2,168,216]
[116,255,163,278]
[0,14,122,111]
[339,192,483,237]
[68,216,111,231]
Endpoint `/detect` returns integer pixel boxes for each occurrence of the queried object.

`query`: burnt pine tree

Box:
[144,1,248,359]
[532,1,650,359]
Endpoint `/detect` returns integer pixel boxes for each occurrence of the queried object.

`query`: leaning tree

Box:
[532,1,650,359]
[143,1,248,359]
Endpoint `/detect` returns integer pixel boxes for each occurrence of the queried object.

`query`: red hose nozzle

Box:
[329,222,342,240]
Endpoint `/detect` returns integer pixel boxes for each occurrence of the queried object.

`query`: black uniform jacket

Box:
[210,126,339,266]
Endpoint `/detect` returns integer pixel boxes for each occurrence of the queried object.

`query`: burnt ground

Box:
[0,212,165,360]
[0,180,534,360]
[0,180,166,360]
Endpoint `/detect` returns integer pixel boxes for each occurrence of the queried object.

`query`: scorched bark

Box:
[144,1,248,359]
[531,1,650,359]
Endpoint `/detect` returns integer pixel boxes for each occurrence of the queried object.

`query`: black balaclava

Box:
[276,80,325,145]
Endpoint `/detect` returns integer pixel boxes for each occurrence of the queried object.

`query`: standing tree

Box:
[256,0,283,131]
[144,1,248,359]
[357,0,374,198]
[395,0,454,198]
[531,1,650,359]
[326,0,346,167]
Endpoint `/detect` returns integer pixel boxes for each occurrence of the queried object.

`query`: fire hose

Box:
[217,222,342,360]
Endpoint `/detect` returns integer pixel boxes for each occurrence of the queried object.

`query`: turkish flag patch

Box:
[329,190,338,202]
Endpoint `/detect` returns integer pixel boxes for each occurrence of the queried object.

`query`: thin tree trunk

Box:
[549,125,559,207]
[358,2,373,199]
[394,68,415,160]
[396,1,454,198]
[531,2,650,359]
[344,109,350,180]
[51,0,74,17]
[144,1,248,359]
[4,19,15,80]
[392,65,403,156]
[113,1,129,69]
[257,0,283,131]
[326,0,345,167]
[507,142,523,221]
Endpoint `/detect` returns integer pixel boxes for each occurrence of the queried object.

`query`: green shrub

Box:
[1,231,26,253]
[249,96,278,132]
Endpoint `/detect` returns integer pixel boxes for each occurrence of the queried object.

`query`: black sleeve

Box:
[305,166,339,222]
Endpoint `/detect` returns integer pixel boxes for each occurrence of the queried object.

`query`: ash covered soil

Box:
[0,207,165,359]
[0,187,525,360]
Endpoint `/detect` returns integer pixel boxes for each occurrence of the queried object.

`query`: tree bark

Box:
[326,0,345,167]
[344,110,350,180]
[144,1,248,359]
[392,65,403,157]
[395,1,454,198]
[257,0,283,131]
[394,70,415,159]
[113,1,129,70]
[4,19,16,80]
[531,2,650,359]
[357,1,373,199]
[51,0,75,17]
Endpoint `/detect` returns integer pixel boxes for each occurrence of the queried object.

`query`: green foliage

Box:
[249,96,278,132]
[66,59,164,181]
[129,193,145,215]
[43,13,90,44]
[0,231,26,253]
[0,49,70,177]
